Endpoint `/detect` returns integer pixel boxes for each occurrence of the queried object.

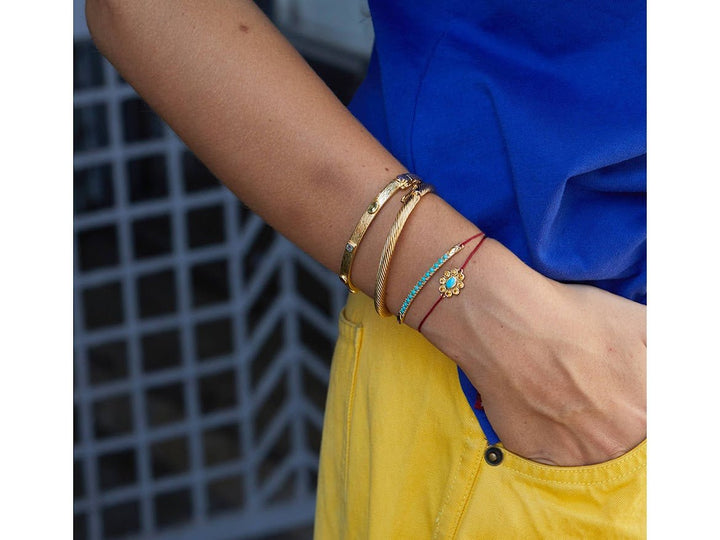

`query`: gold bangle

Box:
[374,182,434,317]
[339,173,421,293]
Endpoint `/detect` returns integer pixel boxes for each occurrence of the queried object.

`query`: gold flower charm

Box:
[439,268,464,297]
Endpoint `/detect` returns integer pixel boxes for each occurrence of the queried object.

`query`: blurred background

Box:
[73,1,373,538]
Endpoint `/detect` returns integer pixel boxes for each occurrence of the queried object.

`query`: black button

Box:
[484,446,504,466]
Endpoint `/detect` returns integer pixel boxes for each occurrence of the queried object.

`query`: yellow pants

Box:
[314,292,646,539]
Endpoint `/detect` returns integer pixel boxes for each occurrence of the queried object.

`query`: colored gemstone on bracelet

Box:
[398,242,467,324]
[367,201,379,214]
[439,268,465,297]
[346,242,355,253]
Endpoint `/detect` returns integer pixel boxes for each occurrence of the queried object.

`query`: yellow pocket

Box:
[455,437,647,538]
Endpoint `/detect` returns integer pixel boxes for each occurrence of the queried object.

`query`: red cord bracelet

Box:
[417,233,488,333]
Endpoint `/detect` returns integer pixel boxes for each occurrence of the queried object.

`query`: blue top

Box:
[349,0,646,303]
[347,1,646,441]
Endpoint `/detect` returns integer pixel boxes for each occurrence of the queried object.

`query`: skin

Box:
[85,0,646,466]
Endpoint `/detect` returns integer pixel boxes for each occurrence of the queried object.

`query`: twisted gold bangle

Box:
[374,182,434,317]
[339,173,421,293]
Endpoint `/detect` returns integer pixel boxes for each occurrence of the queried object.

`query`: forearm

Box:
[86,0,391,267]
[85,0,495,321]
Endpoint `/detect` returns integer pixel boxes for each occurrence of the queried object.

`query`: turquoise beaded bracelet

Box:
[397,232,485,324]
[396,245,463,323]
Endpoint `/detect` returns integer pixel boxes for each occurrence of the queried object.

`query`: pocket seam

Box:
[499,439,647,486]
[504,459,645,487]
[338,308,364,501]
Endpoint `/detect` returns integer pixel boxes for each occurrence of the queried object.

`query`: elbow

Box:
[85,0,112,52]
[84,0,132,54]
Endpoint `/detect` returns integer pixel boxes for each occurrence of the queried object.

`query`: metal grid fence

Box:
[73,32,356,539]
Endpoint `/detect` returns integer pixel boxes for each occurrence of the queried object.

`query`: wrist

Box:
[417,237,556,372]
[385,195,481,324]
[349,193,480,318]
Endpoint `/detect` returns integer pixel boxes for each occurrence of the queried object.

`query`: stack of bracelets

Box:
[338,172,487,331]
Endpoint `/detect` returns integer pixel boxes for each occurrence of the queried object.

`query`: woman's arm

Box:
[86,0,645,466]
[85,0,481,342]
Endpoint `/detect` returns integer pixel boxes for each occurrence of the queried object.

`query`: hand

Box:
[424,245,646,467]
[469,280,645,466]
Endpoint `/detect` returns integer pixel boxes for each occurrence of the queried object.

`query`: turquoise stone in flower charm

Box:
[439,268,464,297]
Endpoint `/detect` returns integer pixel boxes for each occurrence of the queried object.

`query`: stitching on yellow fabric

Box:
[433,405,485,539]
[342,325,364,503]
[504,461,646,487]
[432,444,464,539]
[501,439,646,472]
[498,440,647,484]
[448,445,485,540]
